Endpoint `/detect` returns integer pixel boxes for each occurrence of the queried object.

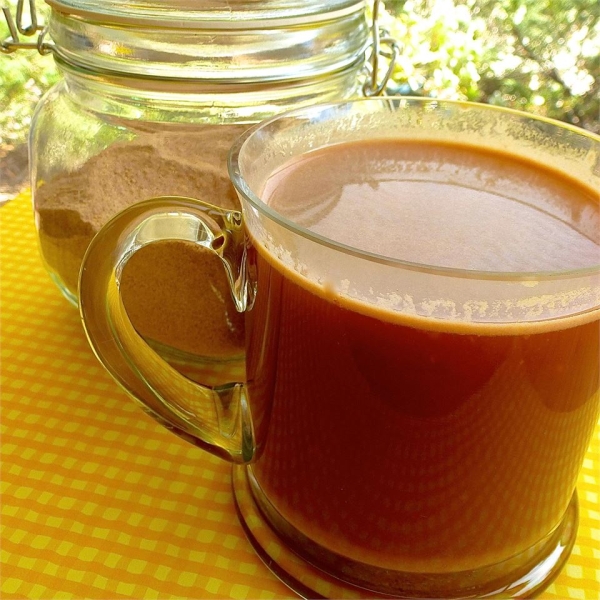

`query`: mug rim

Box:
[228,96,600,282]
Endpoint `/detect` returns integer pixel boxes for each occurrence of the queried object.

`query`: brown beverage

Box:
[244,140,600,574]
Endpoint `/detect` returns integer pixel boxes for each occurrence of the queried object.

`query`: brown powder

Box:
[35,124,248,358]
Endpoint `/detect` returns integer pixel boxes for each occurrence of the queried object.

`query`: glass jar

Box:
[26,0,371,367]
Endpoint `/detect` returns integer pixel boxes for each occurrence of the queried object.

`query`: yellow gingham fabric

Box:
[1,192,599,599]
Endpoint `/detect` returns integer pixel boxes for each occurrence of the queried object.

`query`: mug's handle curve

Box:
[78,196,255,464]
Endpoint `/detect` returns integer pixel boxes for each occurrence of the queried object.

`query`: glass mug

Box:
[79,98,600,599]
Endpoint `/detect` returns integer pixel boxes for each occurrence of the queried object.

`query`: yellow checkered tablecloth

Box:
[1,192,599,599]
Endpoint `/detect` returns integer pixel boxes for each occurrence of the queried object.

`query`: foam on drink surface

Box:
[256,139,600,333]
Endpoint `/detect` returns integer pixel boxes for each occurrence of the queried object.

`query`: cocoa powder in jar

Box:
[35,124,248,358]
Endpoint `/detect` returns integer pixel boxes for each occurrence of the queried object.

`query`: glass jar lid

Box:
[45,0,370,82]
[45,0,364,26]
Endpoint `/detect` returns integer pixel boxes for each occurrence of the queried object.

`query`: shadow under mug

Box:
[79,98,600,599]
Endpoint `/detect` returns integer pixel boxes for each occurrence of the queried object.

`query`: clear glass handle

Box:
[79,196,255,463]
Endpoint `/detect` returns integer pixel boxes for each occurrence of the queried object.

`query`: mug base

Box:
[232,465,578,599]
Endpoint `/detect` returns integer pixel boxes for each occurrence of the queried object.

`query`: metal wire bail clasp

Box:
[1,0,53,54]
[363,0,400,97]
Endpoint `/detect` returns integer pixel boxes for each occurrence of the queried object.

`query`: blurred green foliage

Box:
[1,0,598,149]
[0,1,58,147]
[382,0,599,132]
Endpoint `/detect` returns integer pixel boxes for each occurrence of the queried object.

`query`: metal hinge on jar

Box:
[363,0,400,97]
[1,0,53,54]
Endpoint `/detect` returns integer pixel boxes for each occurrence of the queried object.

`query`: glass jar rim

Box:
[47,0,369,82]
[45,0,366,28]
